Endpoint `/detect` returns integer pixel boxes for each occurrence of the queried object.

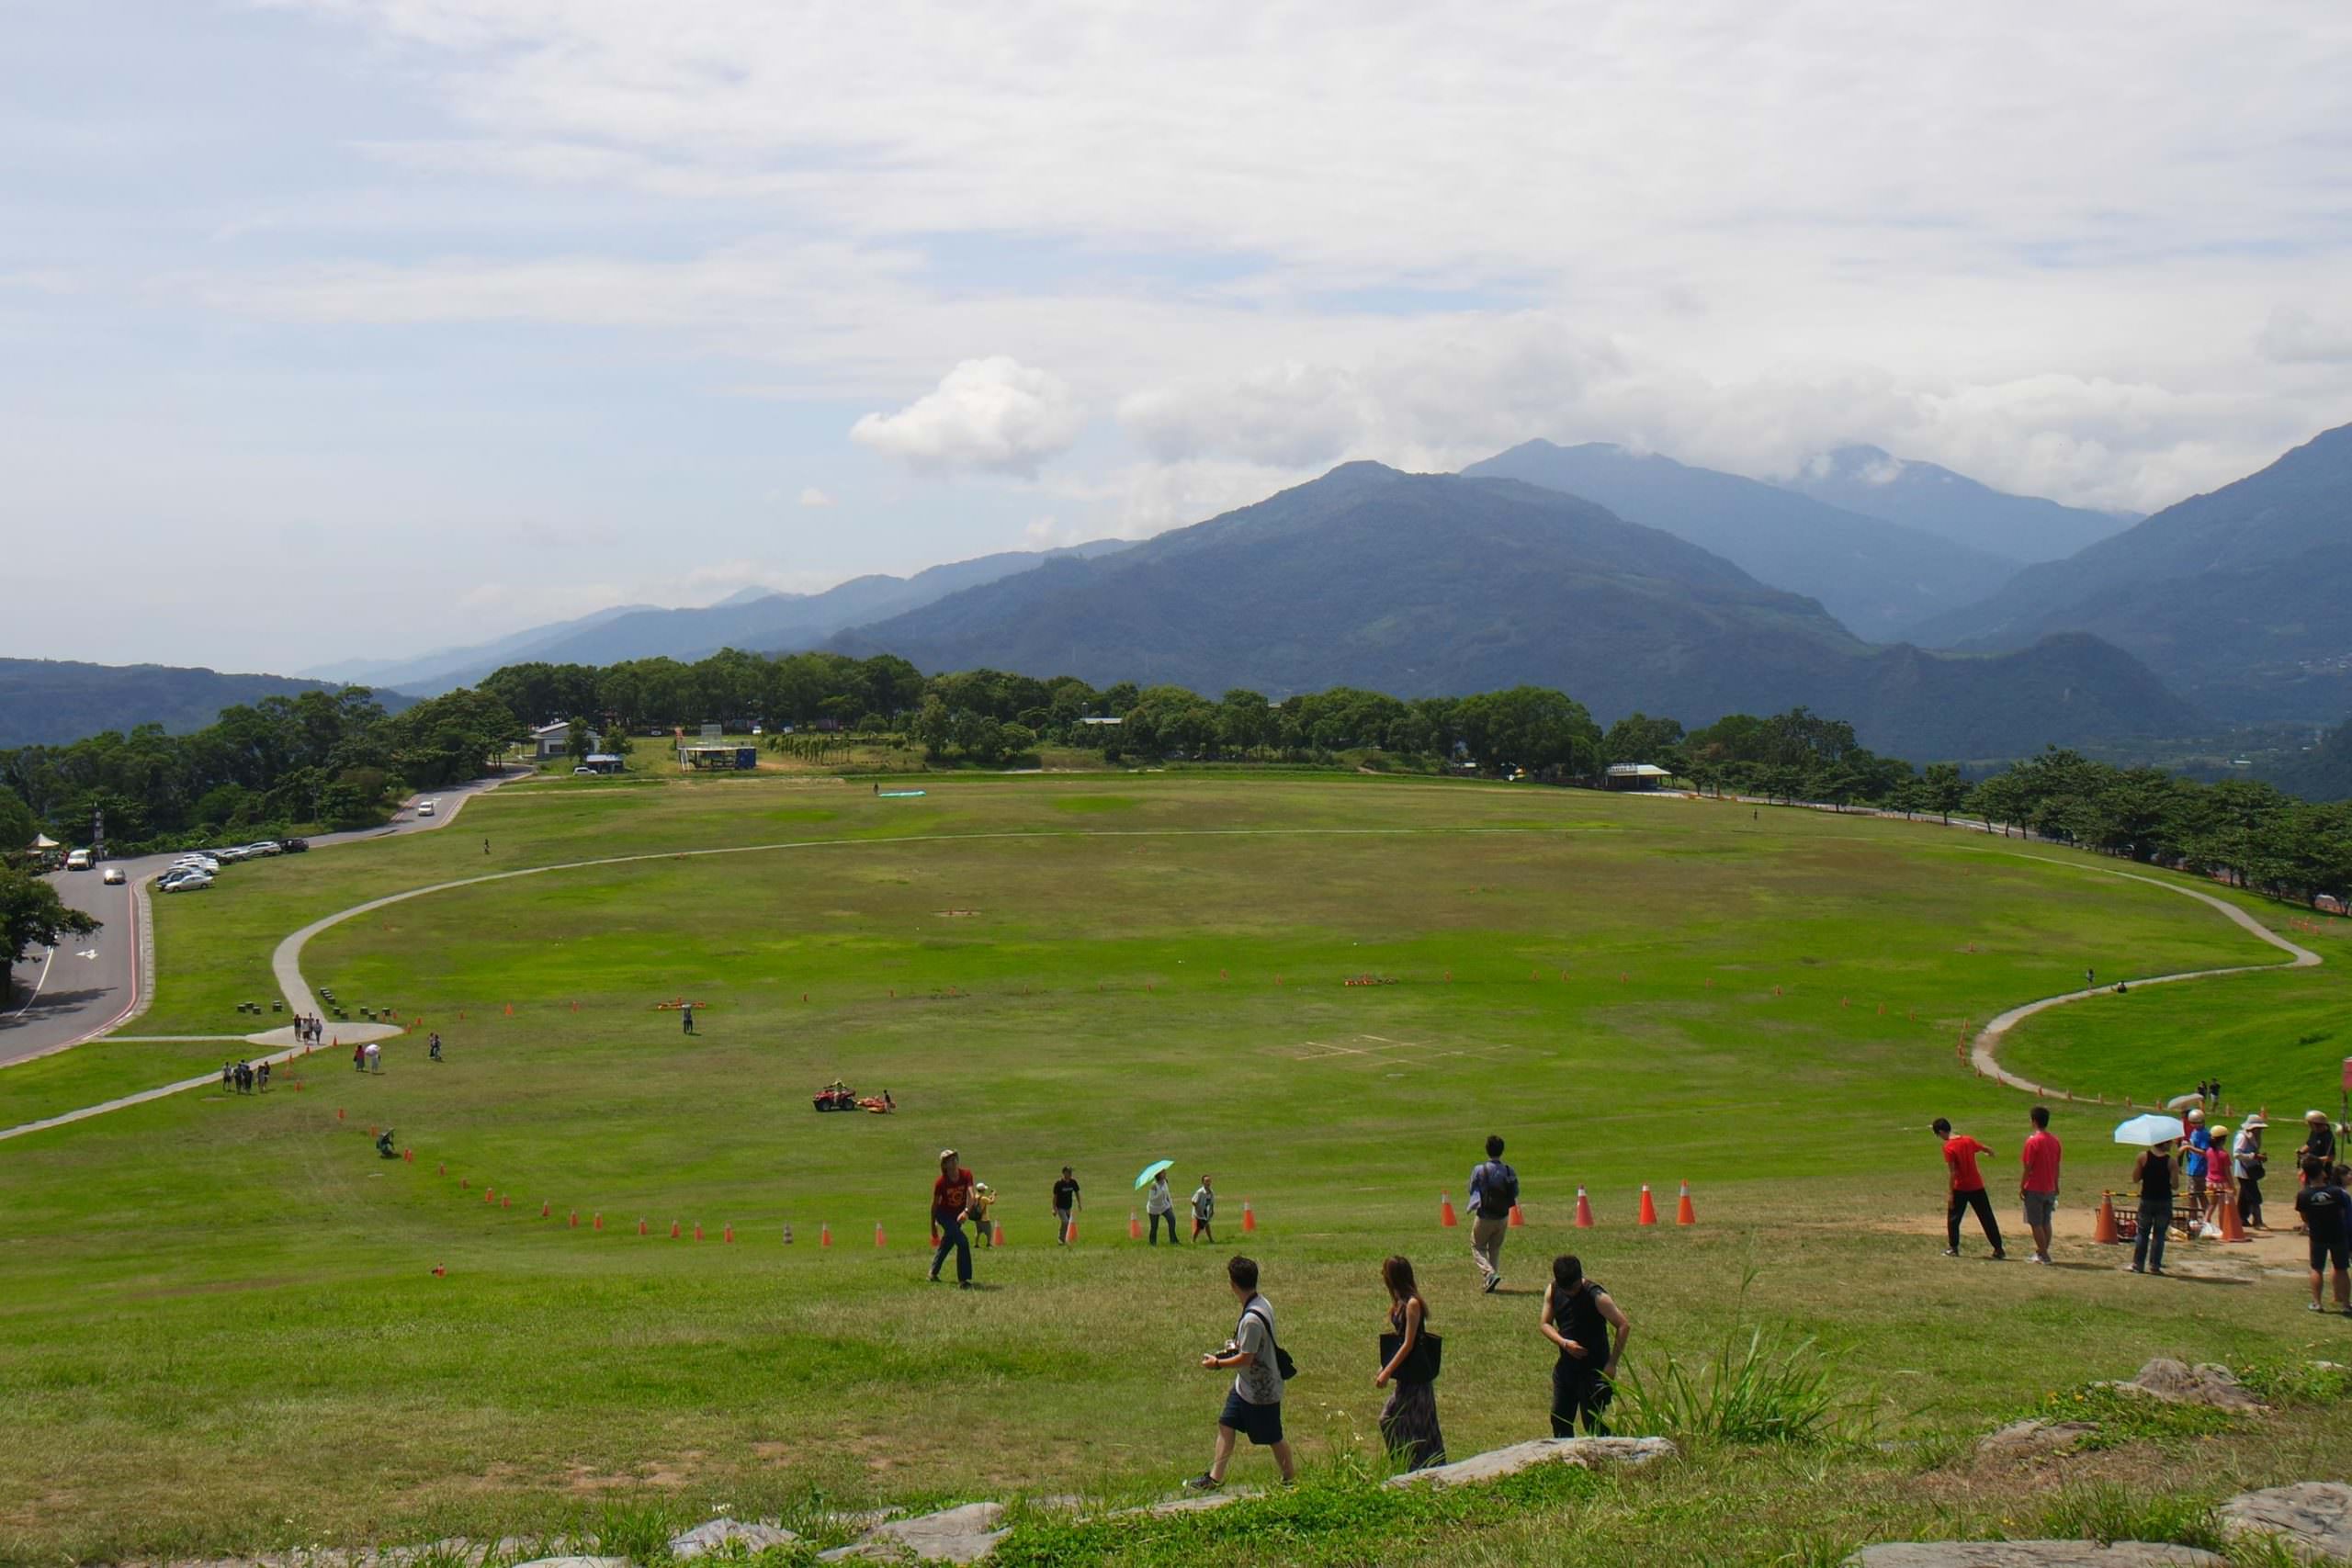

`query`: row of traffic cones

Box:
[1441,1182,1697,1228]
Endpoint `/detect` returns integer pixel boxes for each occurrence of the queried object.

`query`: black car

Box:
[280,838,309,852]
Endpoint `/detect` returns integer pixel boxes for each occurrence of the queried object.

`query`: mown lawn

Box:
[1,774,2341,1563]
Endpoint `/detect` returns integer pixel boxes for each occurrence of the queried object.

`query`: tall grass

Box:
[1612,1276,1863,1448]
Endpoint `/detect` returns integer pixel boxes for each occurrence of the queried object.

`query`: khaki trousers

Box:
[1471,1214,1509,1281]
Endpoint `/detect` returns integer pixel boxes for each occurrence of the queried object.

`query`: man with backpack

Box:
[1183,1256,1294,1491]
[1468,1134,1520,1294]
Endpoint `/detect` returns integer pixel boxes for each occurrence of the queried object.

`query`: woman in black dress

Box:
[1374,1256,1445,1470]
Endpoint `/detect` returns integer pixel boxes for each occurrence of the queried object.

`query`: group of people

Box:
[351,1040,383,1073]
[219,1059,270,1093]
[291,1014,327,1044]
[1937,1101,2352,1310]
[927,1139,1632,1483]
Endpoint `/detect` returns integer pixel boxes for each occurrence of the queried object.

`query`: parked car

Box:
[212,846,252,863]
[159,870,213,893]
[102,865,127,885]
[247,840,283,857]
[175,855,221,872]
[280,838,308,853]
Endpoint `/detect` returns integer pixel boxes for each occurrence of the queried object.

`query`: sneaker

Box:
[1991,1251,2007,1261]
[2126,1264,2143,1273]
[2149,1268,2167,1276]
[2310,1301,2328,1313]
[1182,1473,1220,1493]
[1484,1276,1500,1294]
[2030,1253,2050,1265]
[1941,1248,1960,1258]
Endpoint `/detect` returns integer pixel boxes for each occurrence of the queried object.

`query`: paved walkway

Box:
[1967,858,2321,1100]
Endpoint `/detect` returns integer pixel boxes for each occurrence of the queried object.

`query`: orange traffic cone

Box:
[875,1222,888,1248]
[501,1196,510,1209]
[724,1224,734,1244]
[402,1148,413,1163]
[1440,1193,1458,1228]
[1637,1185,1658,1226]
[821,1223,831,1247]
[570,1211,579,1228]
[541,1201,549,1218]
[484,1187,494,1204]
[1129,1210,1143,1240]
[461,1178,469,1190]
[670,1220,681,1239]
[594,1213,604,1231]
[1242,1201,1256,1233]
[2219,1195,2249,1244]
[1676,1181,1696,1225]
[1509,1202,1526,1229]
[2093,1192,2119,1244]
[1575,1187,1595,1228]
[695,1224,704,1242]
[639,1218,648,1236]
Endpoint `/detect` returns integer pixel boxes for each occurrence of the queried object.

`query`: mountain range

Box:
[1909,422,2352,719]
[1779,446,2136,563]
[830,462,2193,760]
[0,660,412,750]
[302,539,1131,695]
[1462,440,2022,642]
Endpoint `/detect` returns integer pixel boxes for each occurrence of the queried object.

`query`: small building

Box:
[534,721,602,760]
[1603,762,1674,791]
[679,744,759,772]
[577,753,625,775]
[1080,716,1123,727]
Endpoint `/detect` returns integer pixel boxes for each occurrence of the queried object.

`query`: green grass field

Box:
[4,773,2348,1565]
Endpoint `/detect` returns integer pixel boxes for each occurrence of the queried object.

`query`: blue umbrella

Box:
[1134,1158,1174,1190]
[2114,1113,2185,1146]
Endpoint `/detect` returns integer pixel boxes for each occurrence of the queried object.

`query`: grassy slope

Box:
[0,774,2341,1563]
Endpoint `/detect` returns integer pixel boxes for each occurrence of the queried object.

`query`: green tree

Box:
[1,866,100,968]
[0,786,36,855]
[1921,761,1970,825]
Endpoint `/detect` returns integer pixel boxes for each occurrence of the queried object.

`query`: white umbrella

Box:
[2114,1113,2185,1146]
[2164,1093,2203,1112]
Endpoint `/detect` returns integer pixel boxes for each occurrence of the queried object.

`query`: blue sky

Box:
[5,0,2350,672]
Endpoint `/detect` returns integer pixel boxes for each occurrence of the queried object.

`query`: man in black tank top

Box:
[1541,1255,1630,1436]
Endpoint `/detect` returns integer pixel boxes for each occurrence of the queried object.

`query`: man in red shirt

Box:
[2019,1105,2063,1265]
[930,1148,978,1288]
[1933,1117,2006,1259]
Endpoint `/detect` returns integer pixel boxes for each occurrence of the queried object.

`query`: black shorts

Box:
[2311,1232,2350,1271]
[1219,1390,1285,1445]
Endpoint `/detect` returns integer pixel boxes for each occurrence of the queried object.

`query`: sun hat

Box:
[940,1147,958,1160]
[2308,1110,2328,1122]
[2187,1107,2205,1122]
[2244,1113,2267,1129]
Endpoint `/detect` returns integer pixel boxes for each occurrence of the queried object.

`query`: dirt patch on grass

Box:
[563,1452,702,1493]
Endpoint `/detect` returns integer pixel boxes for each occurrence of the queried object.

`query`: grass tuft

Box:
[2037,1482,2223,1551]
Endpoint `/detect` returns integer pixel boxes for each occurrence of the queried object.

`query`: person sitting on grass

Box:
[1932,1118,2005,1260]
[376,1128,397,1159]
[1184,1256,1294,1492]
[2296,1156,2350,1314]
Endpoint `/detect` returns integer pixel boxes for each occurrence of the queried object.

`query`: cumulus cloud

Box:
[797,486,834,507]
[851,357,1085,477]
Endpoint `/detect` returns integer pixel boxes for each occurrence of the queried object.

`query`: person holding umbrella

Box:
[2114,1112,2183,1275]
[1135,1159,1177,1244]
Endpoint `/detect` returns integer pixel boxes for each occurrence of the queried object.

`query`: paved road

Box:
[0,770,520,1067]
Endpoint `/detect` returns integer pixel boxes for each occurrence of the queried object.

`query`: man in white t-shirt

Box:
[1183,1255,1294,1490]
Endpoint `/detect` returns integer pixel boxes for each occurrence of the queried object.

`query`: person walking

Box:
[1540,1254,1629,1436]
[2130,1137,2177,1275]
[365,1040,382,1073]
[929,1148,978,1288]
[257,1061,270,1091]
[1182,1256,1294,1491]
[2019,1105,2062,1265]
[1148,1169,1180,1246]
[1192,1175,1216,1243]
[969,1182,997,1247]
[681,1002,695,1036]
[2234,1114,2268,1229]
[428,1032,443,1063]
[221,1062,234,1091]
[1467,1134,1520,1293]
[2296,1156,2351,1313]
[1052,1166,1082,1246]
[1374,1256,1446,1471]
[354,1039,366,1073]
[1933,1118,2005,1259]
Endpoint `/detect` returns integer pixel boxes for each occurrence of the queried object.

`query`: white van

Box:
[417,799,437,818]
[65,849,92,871]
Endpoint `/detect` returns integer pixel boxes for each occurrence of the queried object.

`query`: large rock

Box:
[670,1518,802,1559]
[1384,1435,1675,1488]
[819,1502,1008,1563]
[1973,1419,2098,1462]
[1845,1545,2224,1566]
[2104,1359,2264,1410]
[2220,1482,2352,1559]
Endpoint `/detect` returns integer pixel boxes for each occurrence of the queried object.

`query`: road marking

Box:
[5,946,55,1020]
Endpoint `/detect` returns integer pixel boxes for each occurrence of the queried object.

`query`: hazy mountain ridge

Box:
[830,463,2192,760]
[1911,422,2352,719]
[1780,445,2136,564]
[1462,439,2022,641]
[0,660,413,749]
[357,539,1134,694]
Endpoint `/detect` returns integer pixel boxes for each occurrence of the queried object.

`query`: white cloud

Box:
[2258,306,2352,366]
[851,357,1085,477]
[797,486,834,507]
